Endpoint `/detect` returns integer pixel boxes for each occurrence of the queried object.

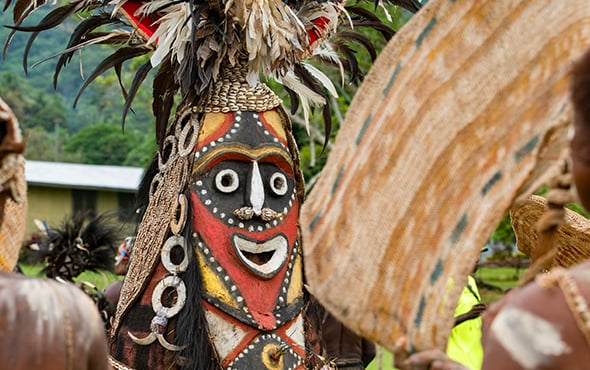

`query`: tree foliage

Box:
[64,124,141,165]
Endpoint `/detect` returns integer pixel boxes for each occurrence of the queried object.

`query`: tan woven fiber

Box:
[0,160,26,272]
[0,98,26,272]
[301,0,590,353]
[511,195,590,269]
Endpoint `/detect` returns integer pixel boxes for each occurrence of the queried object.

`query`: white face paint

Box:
[249,161,264,216]
[489,307,571,369]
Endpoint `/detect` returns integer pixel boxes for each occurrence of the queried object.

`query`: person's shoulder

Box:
[104,280,124,302]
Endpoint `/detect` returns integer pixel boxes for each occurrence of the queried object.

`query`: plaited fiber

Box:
[0,165,26,271]
[0,98,26,272]
[511,195,590,270]
[301,0,590,353]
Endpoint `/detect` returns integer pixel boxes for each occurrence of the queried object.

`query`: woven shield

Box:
[301,0,590,352]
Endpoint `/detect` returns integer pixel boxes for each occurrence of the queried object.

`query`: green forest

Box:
[0,7,158,168]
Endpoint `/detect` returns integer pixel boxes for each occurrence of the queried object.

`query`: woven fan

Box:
[301,0,590,353]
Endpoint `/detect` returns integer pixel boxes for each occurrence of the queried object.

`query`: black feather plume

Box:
[122,60,153,130]
[53,14,124,88]
[72,46,152,108]
[294,63,332,149]
[335,41,361,82]
[337,30,378,61]
[284,85,300,115]
[382,0,422,13]
[152,57,181,146]
[32,211,119,281]
[10,0,97,74]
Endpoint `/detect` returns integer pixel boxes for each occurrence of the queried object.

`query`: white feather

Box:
[378,1,393,23]
[141,2,192,67]
[276,71,326,134]
[110,0,126,17]
[312,44,345,87]
[302,62,338,98]
[229,0,307,82]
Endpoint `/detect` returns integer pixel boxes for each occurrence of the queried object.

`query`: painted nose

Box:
[249,161,264,216]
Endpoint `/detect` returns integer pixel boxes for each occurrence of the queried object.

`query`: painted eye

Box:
[269,172,288,196]
[215,169,239,193]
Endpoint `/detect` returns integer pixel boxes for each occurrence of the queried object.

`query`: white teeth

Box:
[232,234,288,277]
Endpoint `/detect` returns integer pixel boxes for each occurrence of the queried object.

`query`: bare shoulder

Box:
[481,262,590,370]
[0,271,110,370]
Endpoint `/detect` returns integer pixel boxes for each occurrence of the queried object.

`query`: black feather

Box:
[3,0,11,12]
[335,41,361,82]
[345,5,383,24]
[10,0,95,73]
[175,220,222,370]
[337,30,378,61]
[72,46,152,108]
[356,20,396,40]
[4,0,48,57]
[152,57,180,146]
[345,6,396,40]
[122,60,153,130]
[294,63,333,147]
[284,85,300,115]
[380,0,422,13]
[53,14,122,87]
[114,63,128,100]
[11,0,45,23]
[32,211,119,281]
[321,98,332,153]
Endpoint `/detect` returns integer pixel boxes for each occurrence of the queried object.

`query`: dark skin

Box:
[479,266,590,370]
[0,271,112,370]
[103,255,129,313]
[571,125,590,211]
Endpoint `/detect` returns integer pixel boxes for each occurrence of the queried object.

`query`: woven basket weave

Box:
[511,195,590,269]
[301,0,590,353]
[0,98,26,272]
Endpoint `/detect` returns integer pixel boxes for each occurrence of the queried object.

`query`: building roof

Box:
[25,160,145,192]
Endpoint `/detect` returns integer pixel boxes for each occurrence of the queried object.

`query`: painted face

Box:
[190,109,306,367]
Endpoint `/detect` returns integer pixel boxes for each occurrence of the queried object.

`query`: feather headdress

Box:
[4,0,421,143]
[29,212,119,281]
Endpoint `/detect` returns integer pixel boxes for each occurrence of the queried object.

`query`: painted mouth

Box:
[232,234,288,278]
